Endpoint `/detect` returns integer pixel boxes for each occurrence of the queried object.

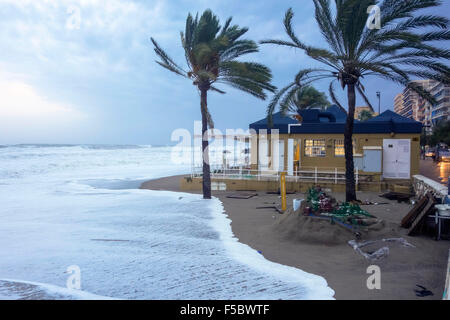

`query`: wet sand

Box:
[141,175,450,300]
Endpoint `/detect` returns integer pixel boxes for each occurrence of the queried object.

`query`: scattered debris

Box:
[414,285,433,297]
[348,240,389,260]
[226,192,257,199]
[299,186,386,239]
[348,238,414,261]
[292,199,304,211]
[383,237,415,247]
[306,187,377,226]
[360,201,389,205]
[379,192,413,203]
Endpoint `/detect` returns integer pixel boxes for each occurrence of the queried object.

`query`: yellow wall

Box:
[252,132,421,177]
[179,176,404,193]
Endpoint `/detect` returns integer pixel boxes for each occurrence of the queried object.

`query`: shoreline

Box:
[141,175,450,300]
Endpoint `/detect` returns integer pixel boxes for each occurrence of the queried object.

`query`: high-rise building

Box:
[394,93,404,114]
[399,79,437,121]
[430,82,450,125]
[394,79,449,132]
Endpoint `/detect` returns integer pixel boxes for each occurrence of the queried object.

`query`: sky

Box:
[0,0,449,145]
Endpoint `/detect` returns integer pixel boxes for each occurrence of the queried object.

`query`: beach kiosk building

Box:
[182,105,422,192]
[248,105,421,190]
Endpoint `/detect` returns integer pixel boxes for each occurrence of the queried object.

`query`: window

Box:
[334,140,345,157]
[305,139,326,157]
[334,139,357,156]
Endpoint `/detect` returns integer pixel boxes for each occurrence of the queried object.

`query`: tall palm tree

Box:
[151,9,276,199]
[278,85,330,117]
[262,0,450,202]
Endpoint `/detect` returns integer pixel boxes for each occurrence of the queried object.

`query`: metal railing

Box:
[191,165,361,185]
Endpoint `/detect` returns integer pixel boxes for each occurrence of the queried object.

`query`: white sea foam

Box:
[0,279,115,300]
[0,145,334,299]
[208,199,334,300]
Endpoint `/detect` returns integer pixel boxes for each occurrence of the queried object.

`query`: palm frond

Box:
[329,81,346,113]
[283,8,307,49]
[219,61,276,93]
[219,40,258,61]
[312,0,344,55]
[151,37,187,78]
[210,86,226,94]
[259,39,299,48]
[356,83,375,112]
[266,83,296,127]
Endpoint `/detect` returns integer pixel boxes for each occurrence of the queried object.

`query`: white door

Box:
[278,140,285,172]
[287,139,294,176]
[383,139,411,179]
[258,137,269,171]
[396,140,411,178]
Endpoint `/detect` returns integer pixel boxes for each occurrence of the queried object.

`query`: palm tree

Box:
[430,120,450,146]
[151,9,276,199]
[278,85,330,116]
[262,0,450,202]
[358,109,374,121]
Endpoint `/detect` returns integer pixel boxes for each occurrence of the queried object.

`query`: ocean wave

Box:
[0,279,116,300]
[3,144,150,150]
[11,144,77,148]
[79,145,149,150]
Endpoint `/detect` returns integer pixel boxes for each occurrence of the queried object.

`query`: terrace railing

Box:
[191,165,362,185]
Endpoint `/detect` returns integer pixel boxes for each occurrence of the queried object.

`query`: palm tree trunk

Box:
[344,83,357,202]
[200,88,212,199]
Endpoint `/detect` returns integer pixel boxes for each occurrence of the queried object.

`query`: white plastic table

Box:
[430,205,450,240]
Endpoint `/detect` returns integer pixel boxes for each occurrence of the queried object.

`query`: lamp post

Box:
[376,91,381,115]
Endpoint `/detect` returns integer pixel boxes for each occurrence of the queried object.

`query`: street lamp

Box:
[376,91,381,115]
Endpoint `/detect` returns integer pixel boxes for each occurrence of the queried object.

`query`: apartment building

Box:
[394,93,404,115]
[401,80,437,121]
[430,81,450,125]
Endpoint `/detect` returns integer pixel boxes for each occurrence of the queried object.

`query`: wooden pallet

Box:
[408,193,436,236]
[401,194,429,228]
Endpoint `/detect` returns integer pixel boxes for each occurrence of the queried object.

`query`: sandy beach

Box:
[141,175,450,300]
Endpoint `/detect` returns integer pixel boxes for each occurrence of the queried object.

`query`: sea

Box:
[0,144,334,300]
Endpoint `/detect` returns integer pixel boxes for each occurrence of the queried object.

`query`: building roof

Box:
[249,106,422,134]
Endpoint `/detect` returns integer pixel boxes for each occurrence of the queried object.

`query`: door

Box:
[383,139,411,179]
[278,140,285,172]
[287,139,294,175]
[396,139,411,178]
[258,137,269,171]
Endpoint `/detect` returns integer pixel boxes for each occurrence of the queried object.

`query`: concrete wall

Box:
[180,176,389,193]
[413,174,448,202]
